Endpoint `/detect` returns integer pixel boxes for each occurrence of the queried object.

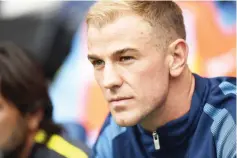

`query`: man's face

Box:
[0,96,27,155]
[88,14,170,126]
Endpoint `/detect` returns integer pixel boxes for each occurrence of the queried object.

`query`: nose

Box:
[102,63,122,90]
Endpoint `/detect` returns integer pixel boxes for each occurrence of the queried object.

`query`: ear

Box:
[167,39,188,77]
[26,108,44,132]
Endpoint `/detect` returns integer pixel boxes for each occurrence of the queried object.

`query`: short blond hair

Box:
[86,1,186,45]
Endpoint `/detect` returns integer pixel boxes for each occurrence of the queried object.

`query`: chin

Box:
[112,112,141,127]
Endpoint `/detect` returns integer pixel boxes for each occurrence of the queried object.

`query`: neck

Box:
[19,131,37,158]
[141,66,195,131]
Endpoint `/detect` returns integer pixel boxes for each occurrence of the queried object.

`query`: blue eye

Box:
[120,56,134,62]
[92,60,104,67]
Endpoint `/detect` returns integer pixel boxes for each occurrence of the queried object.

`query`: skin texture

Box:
[87,13,195,131]
[0,95,43,158]
[0,96,27,157]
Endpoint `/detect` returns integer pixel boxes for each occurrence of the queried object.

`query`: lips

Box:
[108,97,133,103]
[108,97,133,109]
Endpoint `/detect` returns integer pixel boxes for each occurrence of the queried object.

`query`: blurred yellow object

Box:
[35,130,88,158]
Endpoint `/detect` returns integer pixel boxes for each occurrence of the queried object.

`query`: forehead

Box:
[0,95,19,116]
[0,95,10,106]
[87,14,153,55]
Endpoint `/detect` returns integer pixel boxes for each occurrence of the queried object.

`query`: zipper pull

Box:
[152,131,160,150]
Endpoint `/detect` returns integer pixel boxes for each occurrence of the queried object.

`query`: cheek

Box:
[94,74,105,94]
[0,111,26,151]
[0,114,16,148]
[134,61,169,101]
[94,71,103,85]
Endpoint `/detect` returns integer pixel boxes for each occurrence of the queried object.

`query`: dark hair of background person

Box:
[0,41,62,138]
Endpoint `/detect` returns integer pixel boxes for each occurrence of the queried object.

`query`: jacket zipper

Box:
[152,131,160,150]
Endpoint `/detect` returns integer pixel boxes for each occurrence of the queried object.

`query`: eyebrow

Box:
[87,48,137,60]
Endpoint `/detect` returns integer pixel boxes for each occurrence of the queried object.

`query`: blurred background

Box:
[0,1,236,148]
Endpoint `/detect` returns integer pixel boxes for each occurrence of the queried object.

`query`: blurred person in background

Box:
[86,1,236,158]
[0,0,93,146]
[0,42,90,158]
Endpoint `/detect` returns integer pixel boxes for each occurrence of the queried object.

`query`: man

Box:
[86,1,236,158]
[0,42,90,158]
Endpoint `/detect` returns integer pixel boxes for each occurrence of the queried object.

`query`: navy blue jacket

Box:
[92,74,236,158]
